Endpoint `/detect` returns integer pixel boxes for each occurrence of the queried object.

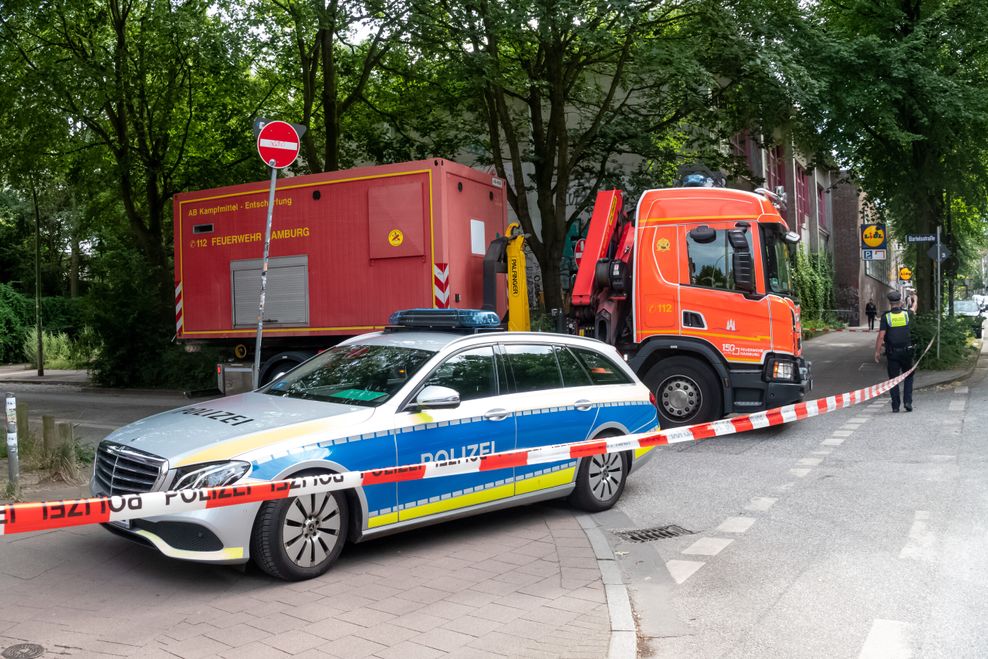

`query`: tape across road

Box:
[0,338,935,537]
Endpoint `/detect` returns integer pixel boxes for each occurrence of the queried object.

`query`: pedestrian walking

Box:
[874,290,918,412]
[865,299,877,330]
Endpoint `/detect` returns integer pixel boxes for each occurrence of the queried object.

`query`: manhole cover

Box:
[612,525,694,543]
[2,644,45,659]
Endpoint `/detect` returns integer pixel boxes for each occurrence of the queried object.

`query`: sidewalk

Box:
[0,365,90,386]
[0,503,614,658]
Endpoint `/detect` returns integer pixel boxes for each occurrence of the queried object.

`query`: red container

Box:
[174,159,507,342]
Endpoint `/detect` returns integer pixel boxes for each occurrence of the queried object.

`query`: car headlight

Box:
[171,461,251,490]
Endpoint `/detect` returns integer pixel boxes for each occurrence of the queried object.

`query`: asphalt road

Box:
[603,332,988,657]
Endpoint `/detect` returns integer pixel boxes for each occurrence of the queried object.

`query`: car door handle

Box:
[575,400,593,411]
[484,409,510,421]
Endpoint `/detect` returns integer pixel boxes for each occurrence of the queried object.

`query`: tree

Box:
[798,0,988,311]
[412,0,801,310]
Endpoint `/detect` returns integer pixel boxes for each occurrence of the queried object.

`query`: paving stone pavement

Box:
[0,503,612,658]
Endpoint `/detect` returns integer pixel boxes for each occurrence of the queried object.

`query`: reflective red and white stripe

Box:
[0,340,932,537]
[175,282,184,334]
[433,263,450,308]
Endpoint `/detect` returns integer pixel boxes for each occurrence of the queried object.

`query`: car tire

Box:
[250,472,350,581]
[569,446,631,513]
[642,356,723,428]
[259,351,312,386]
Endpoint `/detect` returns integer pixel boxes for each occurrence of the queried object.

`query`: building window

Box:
[795,165,809,230]
[766,145,786,192]
[817,185,828,231]
[730,131,754,174]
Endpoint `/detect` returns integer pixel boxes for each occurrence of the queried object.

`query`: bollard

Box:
[5,394,17,490]
[43,415,56,453]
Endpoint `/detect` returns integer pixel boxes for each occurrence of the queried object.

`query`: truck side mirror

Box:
[688,225,716,244]
[728,227,755,292]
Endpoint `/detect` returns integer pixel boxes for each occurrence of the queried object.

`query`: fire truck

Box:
[176,159,810,425]
[570,185,811,427]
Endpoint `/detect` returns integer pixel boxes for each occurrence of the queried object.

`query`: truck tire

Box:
[569,431,630,512]
[643,356,722,428]
[250,470,350,581]
[260,351,312,385]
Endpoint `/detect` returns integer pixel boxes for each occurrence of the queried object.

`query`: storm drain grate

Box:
[611,525,695,543]
[2,644,45,659]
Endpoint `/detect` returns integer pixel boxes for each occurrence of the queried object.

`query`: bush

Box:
[0,284,31,363]
[910,312,977,370]
[22,328,94,370]
[792,249,837,323]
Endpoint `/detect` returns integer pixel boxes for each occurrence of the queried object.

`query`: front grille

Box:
[93,442,165,496]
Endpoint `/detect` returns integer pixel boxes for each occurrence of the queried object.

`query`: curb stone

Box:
[577,514,638,658]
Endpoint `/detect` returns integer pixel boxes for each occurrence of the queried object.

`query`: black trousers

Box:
[886,351,914,409]
[867,314,876,330]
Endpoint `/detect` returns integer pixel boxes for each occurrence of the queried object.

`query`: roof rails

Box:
[386,308,503,333]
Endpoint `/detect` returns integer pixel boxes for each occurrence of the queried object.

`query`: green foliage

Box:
[22,328,94,370]
[911,312,978,371]
[792,249,837,323]
[0,283,31,362]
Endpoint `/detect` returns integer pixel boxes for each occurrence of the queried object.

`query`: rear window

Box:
[573,348,631,385]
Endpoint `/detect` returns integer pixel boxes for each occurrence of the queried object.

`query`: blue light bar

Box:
[388,308,502,330]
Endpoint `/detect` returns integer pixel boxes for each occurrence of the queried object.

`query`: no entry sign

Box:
[257,120,300,169]
[574,238,586,268]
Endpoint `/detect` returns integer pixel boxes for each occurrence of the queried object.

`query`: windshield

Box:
[954,301,979,314]
[261,344,435,406]
[763,227,794,295]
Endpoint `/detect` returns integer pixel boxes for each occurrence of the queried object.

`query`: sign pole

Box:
[5,394,17,493]
[253,161,279,389]
[936,225,941,360]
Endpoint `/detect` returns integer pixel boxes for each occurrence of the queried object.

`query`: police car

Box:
[92,310,659,580]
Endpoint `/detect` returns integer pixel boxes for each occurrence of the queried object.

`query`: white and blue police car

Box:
[92,310,659,580]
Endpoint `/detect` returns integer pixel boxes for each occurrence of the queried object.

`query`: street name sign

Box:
[907,234,937,243]
[257,120,301,169]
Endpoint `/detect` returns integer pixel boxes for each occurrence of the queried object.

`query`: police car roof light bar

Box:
[387,308,503,332]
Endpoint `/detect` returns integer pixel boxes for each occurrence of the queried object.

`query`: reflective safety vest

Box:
[884,309,912,349]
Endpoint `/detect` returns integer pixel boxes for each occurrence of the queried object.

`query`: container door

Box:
[393,346,516,522]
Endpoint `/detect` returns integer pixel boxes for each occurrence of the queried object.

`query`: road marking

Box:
[859,619,914,659]
[745,497,778,512]
[842,423,864,430]
[682,537,734,556]
[822,437,845,446]
[774,482,796,492]
[948,399,966,412]
[832,429,854,437]
[850,416,870,423]
[812,449,833,455]
[900,510,936,561]
[797,457,822,466]
[666,560,705,585]
[954,386,969,394]
[716,516,756,533]
[789,468,811,478]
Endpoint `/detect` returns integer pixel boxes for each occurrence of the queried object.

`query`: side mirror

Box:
[412,385,461,410]
[728,226,755,292]
[688,225,716,244]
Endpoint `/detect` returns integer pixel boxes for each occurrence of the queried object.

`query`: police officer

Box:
[874,290,918,412]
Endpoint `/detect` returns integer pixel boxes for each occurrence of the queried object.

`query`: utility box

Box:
[174,159,508,344]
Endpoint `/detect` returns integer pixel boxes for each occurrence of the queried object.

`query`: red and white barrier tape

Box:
[0,339,934,536]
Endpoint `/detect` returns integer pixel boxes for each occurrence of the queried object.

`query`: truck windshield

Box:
[763,228,794,296]
[261,344,435,407]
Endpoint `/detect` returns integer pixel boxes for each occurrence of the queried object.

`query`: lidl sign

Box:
[860,223,887,250]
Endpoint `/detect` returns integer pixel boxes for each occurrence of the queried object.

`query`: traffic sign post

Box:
[574,238,585,269]
[253,121,302,388]
[935,226,941,359]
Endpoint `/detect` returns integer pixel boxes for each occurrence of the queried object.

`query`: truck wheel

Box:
[643,356,722,428]
[250,471,349,581]
[260,351,312,385]
[569,442,630,513]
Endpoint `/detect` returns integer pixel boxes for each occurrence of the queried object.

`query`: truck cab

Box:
[572,186,811,427]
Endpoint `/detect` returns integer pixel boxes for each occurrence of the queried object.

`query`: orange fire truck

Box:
[571,185,811,427]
